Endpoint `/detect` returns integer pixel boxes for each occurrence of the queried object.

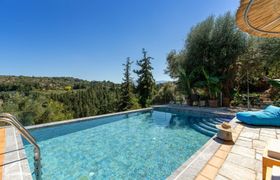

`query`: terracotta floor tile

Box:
[208,156,224,168]
[196,174,210,180]
[215,150,228,159]
[200,165,218,179]
[220,145,232,152]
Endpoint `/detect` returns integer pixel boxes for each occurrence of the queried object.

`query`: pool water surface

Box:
[24,110,229,179]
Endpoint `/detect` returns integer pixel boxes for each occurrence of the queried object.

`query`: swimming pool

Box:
[23,108,231,179]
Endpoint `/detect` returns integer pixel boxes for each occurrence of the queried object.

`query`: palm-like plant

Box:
[177,68,192,99]
[195,67,221,100]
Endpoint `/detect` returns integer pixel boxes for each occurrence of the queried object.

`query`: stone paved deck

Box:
[2,127,32,180]
[195,122,280,180]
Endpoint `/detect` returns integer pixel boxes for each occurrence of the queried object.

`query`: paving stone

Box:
[254,160,262,173]
[260,128,276,134]
[276,129,280,134]
[208,156,224,168]
[195,174,209,180]
[225,153,257,171]
[235,139,252,148]
[255,153,262,161]
[220,145,232,152]
[200,165,218,180]
[215,150,228,159]
[260,132,276,138]
[219,162,256,180]
[259,135,276,142]
[256,149,264,154]
[215,175,229,180]
[239,131,259,139]
[231,145,255,158]
[243,127,260,133]
[253,140,267,151]
[238,136,252,142]
[256,172,262,180]
[277,134,280,139]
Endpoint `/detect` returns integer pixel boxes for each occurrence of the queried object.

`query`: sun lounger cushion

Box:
[236,105,280,126]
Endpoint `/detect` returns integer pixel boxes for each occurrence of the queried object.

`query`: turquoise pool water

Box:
[23,109,231,180]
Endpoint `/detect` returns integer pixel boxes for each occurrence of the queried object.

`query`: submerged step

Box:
[196,122,218,133]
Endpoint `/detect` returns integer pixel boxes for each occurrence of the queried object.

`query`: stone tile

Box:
[243,127,260,133]
[260,132,276,139]
[253,140,267,151]
[215,150,228,159]
[208,156,224,168]
[225,153,257,171]
[260,128,276,134]
[220,145,232,152]
[238,136,252,142]
[276,129,280,134]
[256,149,264,154]
[239,131,259,139]
[231,145,255,159]
[255,160,262,173]
[235,139,252,148]
[196,174,210,180]
[256,172,262,180]
[255,153,262,161]
[259,135,276,142]
[277,134,280,139]
[215,175,229,180]
[219,162,256,180]
[200,165,218,180]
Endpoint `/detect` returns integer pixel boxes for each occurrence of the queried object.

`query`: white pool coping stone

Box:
[4,106,236,179]
[3,127,32,180]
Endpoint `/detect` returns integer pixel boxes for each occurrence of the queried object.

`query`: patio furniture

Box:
[263,140,280,179]
[236,105,280,126]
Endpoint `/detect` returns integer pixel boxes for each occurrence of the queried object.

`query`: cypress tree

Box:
[134,48,155,107]
[119,57,134,111]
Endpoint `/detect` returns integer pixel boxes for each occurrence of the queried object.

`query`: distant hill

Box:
[0,75,117,92]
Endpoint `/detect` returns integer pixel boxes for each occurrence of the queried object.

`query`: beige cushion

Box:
[268,140,280,160]
[272,166,280,180]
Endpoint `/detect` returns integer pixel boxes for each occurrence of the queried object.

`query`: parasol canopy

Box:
[236,0,280,37]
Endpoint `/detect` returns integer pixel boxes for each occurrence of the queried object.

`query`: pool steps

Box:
[190,117,230,137]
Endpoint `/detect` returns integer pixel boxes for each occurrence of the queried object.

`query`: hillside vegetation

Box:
[0,76,121,125]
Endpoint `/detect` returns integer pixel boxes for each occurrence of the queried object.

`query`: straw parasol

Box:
[236,0,280,37]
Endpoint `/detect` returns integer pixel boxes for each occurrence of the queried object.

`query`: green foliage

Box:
[64,86,72,91]
[0,76,123,125]
[0,92,73,125]
[51,82,121,118]
[267,79,280,89]
[165,11,280,104]
[0,76,90,92]
[119,58,138,111]
[165,50,184,79]
[153,83,176,104]
[134,48,156,107]
[196,68,221,99]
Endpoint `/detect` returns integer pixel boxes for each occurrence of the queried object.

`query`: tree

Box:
[165,50,184,79]
[134,48,155,107]
[165,12,246,100]
[210,12,246,97]
[119,58,134,111]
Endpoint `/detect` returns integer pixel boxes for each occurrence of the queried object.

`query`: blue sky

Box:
[0,0,239,83]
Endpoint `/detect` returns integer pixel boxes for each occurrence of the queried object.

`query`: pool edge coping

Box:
[167,117,238,180]
[3,127,32,180]
[26,107,153,130]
